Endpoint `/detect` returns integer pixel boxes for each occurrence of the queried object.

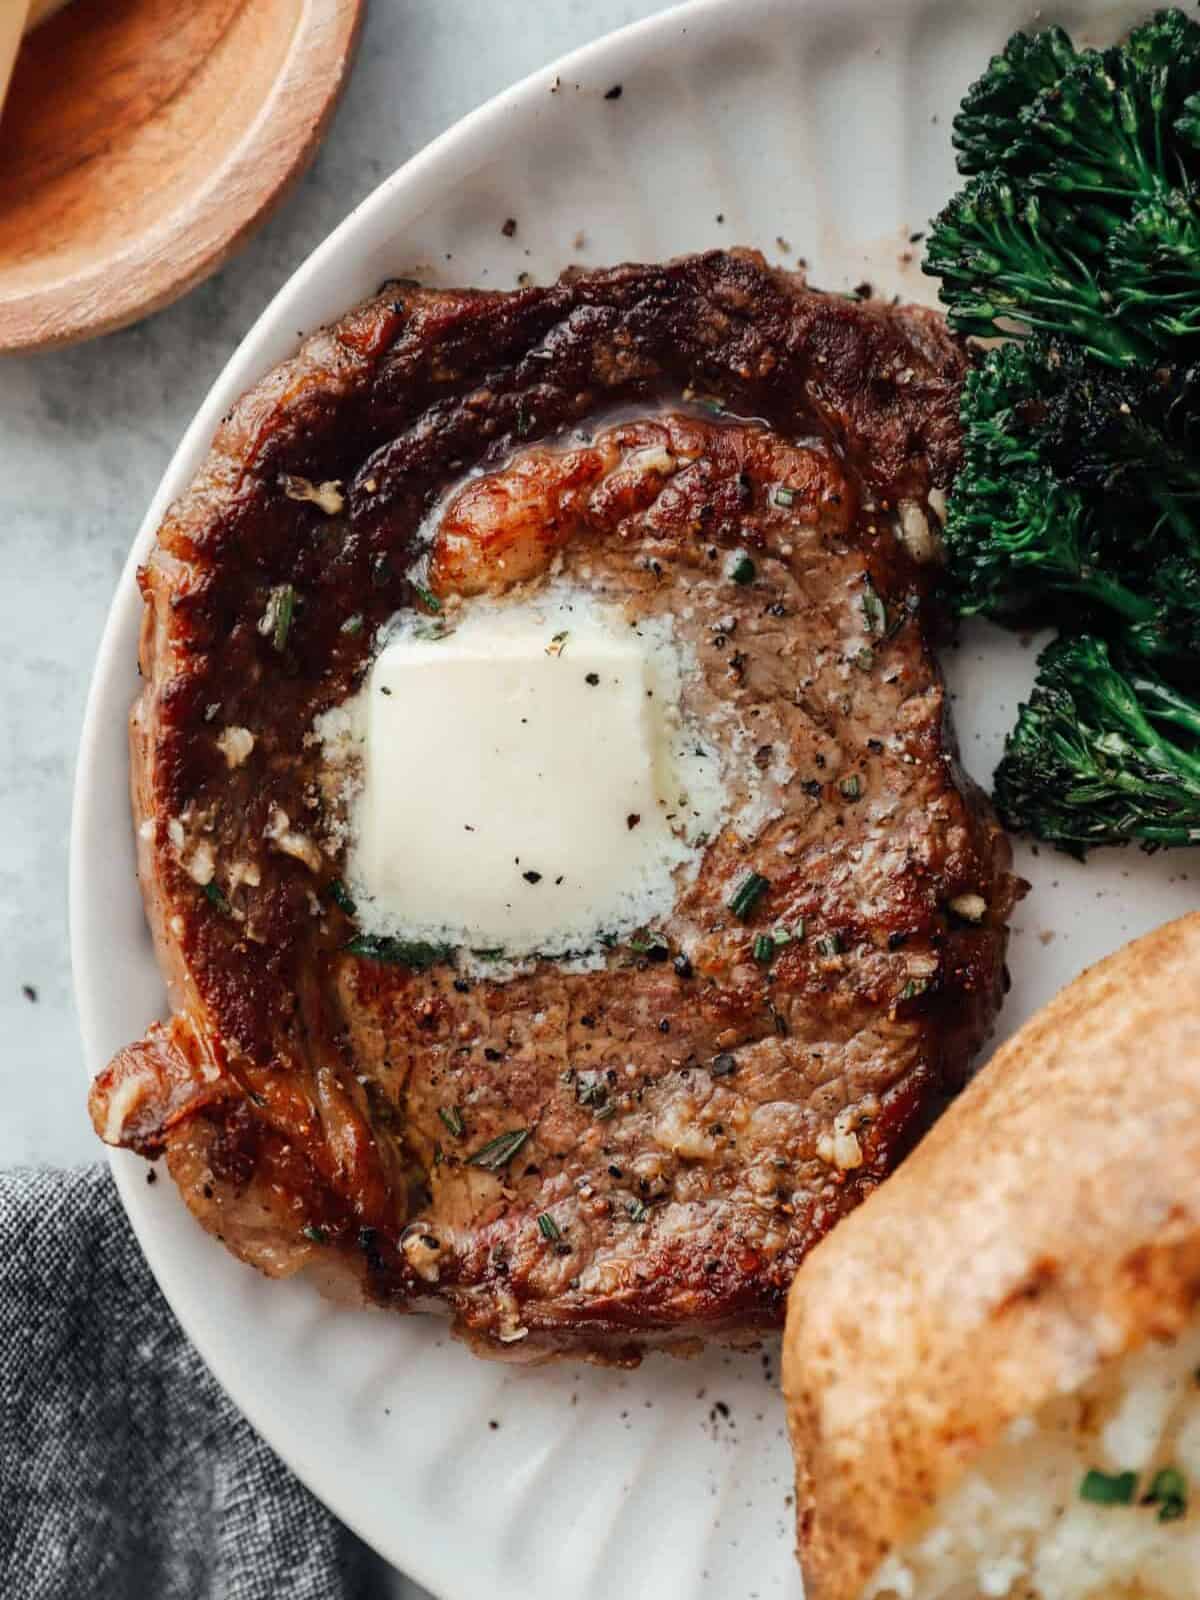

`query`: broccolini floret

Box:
[944,342,1200,658]
[1108,187,1200,347]
[1014,12,1200,200]
[926,9,1200,364]
[993,635,1200,852]
[1037,352,1200,549]
[952,25,1078,175]
[925,177,1155,366]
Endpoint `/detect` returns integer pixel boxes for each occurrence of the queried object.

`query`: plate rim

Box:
[68,0,1171,1591]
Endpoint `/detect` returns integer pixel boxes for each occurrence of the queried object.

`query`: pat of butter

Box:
[351,594,714,956]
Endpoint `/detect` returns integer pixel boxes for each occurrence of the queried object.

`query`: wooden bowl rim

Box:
[0,0,365,354]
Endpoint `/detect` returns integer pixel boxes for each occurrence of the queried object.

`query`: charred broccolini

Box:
[994,636,1200,853]
[931,11,1200,852]
[946,341,1200,661]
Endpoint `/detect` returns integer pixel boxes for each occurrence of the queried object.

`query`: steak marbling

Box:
[90,250,1020,1361]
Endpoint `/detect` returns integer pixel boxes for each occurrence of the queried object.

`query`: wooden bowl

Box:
[0,0,364,352]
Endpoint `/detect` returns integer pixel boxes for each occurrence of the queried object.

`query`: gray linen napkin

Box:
[0,1165,390,1600]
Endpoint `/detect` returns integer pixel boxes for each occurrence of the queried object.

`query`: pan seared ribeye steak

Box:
[90,250,1019,1360]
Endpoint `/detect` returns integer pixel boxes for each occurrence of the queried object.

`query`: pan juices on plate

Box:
[782,912,1200,1600]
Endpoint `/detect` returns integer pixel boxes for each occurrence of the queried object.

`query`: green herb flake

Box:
[853,646,875,672]
[839,774,862,801]
[203,881,231,915]
[775,923,797,947]
[466,1127,531,1172]
[753,933,774,963]
[340,612,364,636]
[1080,1469,1138,1507]
[728,552,757,586]
[345,934,453,969]
[1145,1467,1189,1523]
[301,1224,328,1244]
[593,1103,617,1121]
[772,485,795,508]
[815,932,842,958]
[437,1105,466,1140]
[412,581,441,614]
[728,871,769,920]
[537,1212,562,1242]
[267,584,295,653]
[898,976,931,1002]
[627,1199,648,1223]
[326,878,357,916]
[861,579,887,638]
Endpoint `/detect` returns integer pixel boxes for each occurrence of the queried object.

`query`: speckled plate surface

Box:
[70,2,1191,1596]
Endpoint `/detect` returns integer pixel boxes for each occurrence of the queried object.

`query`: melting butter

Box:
[337,590,723,957]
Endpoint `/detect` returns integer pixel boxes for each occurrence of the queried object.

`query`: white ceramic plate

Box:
[71,2,1194,1596]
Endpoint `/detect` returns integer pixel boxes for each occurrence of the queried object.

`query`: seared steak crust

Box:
[90,250,1018,1359]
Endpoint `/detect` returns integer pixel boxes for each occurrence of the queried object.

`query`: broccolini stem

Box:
[1072,569,1159,627]
[1132,821,1200,844]
[1127,667,1200,746]
[1093,670,1200,788]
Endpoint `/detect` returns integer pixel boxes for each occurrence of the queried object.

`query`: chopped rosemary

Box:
[861,578,887,638]
[771,485,795,508]
[340,612,364,635]
[1145,1467,1189,1523]
[537,1212,562,1242]
[202,881,231,915]
[898,976,930,1001]
[728,552,756,586]
[261,583,295,652]
[1080,1469,1138,1507]
[301,1224,328,1244]
[467,1127,531,1172]
[728,871,769,920]
[627,1199,648,1223]
[326,878,357,916]
[437,1105,466,1139]
[629,933,670,959]
[593,1103,617,1121]
[344,934,453,968]
[815,932,842,958]
[839,774,862,801]
[412,581,441,613]
[753,933,774,963]
[774,925,794,947]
